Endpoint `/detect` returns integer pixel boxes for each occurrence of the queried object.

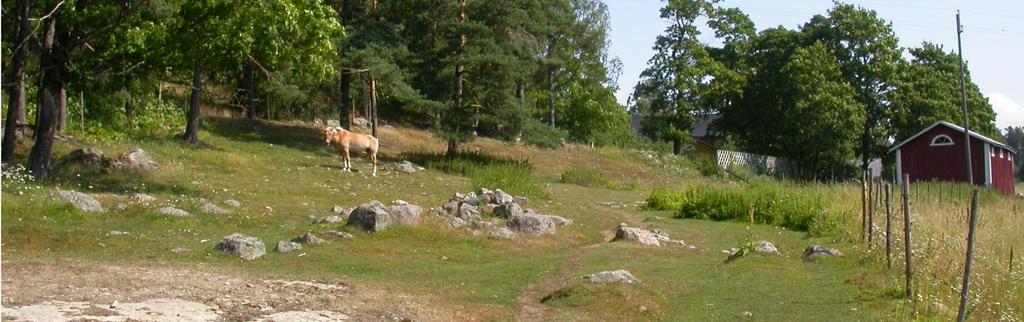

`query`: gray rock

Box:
[449,217,469,228]
[109,148,158,171]
[201,202,230,215]
[276,241,302,253]
[387,203,423,226]
[326,119,341,127]
[347,200,421,232]
[154,207,190,217]
[651,229,672,242]
[353,117,370,128]
[494,203,523,219]
[457,203,482,222]
[488,227,518,240]
[507,211,556,235]
[754,240,780,255]
[483,203,499,214]
[330,205,348,214]
[492,190,515,204]
[324,230,354,240]
[612,226,661,246]
[129,193,156,204]
[108,230,129,236]
[63,148,109,170]
[546,215,572,226]
[397,161,418,174]
[215,233,266,260]
[114,203,129,210]
[314,215,344,224]
[442,200,460,214]
[802,245,842,261]
[292,232,327,245]
[428,207,447,217]
[392,199,409,205]
[583,270,640,284]
[461,195,484,206]
[56,190,105,213]
[224,199,242,208]
[513,196,529,205]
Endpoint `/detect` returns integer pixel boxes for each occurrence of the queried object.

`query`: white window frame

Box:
[999,149,1004,158]
[930,134,954,146]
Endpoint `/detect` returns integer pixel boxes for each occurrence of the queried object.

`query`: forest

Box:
[1,0,1020,180]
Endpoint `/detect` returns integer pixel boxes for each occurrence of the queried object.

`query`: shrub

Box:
[402,150,532,175]
[521,119,568,149]
[644,187,687,211]
[693,155,723,178]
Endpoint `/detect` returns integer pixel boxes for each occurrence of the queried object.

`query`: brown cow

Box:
[324,127,379,176]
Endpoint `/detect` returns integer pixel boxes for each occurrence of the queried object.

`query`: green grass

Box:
[1,118,914,320]
[559,168,638,191]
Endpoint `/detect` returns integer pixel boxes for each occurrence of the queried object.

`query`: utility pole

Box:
[956,11,973,185]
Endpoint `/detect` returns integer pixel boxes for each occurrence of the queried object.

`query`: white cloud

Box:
[988,92,1024,130]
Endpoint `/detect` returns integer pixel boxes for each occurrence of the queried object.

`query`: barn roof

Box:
[889,121,1016,154]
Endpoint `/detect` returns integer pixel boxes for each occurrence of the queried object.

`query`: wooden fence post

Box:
[902,174,915,301]
[886,182,893,270]
[957,189,981,322]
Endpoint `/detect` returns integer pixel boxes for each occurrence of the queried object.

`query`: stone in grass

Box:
[802,245,842,261]
[154,207,190,217]
[55,190,105,213]
[346,201,392,232]
[457,203,482,222]
[201,202,230,215]
[129,193,156,204]
[507,211,556,235]
[753,241,779,255]
[292,232,328,245]
[396,161,418,174]
[488,227,518,240]
[330,205,348,214]
[224,199,242,208]
[491,190,515,205]
[108,148,158,171]
[582,270,640,284]
[314,215,344,224]
[276,241,302,253]
[493,203,523,219]
[612,225,661,247]
[546,215,572,226]
[324,231,354,240]
[215,233,266,260]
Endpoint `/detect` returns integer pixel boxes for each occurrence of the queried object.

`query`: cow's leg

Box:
[342,146,351,171]
[370,149,377,177]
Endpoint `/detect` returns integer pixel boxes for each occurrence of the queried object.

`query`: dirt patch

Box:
[1,259,490,321]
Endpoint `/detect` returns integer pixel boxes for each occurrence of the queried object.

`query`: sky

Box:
[605,0,1024,130]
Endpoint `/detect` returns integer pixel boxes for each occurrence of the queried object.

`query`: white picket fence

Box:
[715,149,791,175]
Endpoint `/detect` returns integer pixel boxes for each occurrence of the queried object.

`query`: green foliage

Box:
[646,182,838,235]
[521,118,568,149]
[693,155,724,178]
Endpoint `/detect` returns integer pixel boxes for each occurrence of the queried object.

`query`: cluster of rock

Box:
[722,241,843,262]
[53,189,238,218]
[395,161,423,174]
[432,188,569,239]
[611,224,685,247]
[275,231,354,254]
[62,147,158,172]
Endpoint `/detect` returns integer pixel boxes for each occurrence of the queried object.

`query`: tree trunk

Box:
[183,62,204,143]
[2,0,32,164]
[447,0,467,157]
[57,87,68,132]
[244,59,256,119]
[27,18,64,179]
[340,71,352,129]
[547,37,556,128]
[516,83,525,107]
[672,138,682,155]
[370,76,378,137]
[123,82,133,130]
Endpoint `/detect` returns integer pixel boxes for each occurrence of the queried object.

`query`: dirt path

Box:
[1,260,484,321]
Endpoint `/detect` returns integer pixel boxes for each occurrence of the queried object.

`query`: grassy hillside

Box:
[2,118,1019,320]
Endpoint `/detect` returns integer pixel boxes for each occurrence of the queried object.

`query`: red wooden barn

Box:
[891,121,1017,194]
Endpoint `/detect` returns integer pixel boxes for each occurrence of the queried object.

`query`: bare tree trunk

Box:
[27,18,64,179]
[183,62,204,143]
[2,0,32,164]
[370,76,378,137]
[57,87,67,132]
[447,0,467,156]
[672,138,682,155]
[244,58,256,119]
[123,82,133,130]
[341,72,352,129]
[546,37,556,129]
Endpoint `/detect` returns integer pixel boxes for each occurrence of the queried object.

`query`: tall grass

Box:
[402,150,548,199]
[559,168,637,191]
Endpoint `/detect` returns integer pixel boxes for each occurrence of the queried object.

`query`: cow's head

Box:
[323,127,336,144]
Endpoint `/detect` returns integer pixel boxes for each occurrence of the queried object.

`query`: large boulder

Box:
[582,270,640,284]
[802,245,842,261]
[109,148,158,171]
[55,190,105,213]
[353,117,370,128]
[612,226,661,246]
[396,161,418,174]
[215,233,266,260]
[507,211,556,235]
[62,148,108,170]
[387,203,423,226]
[154,207,191,217]
[347,200,422,232]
